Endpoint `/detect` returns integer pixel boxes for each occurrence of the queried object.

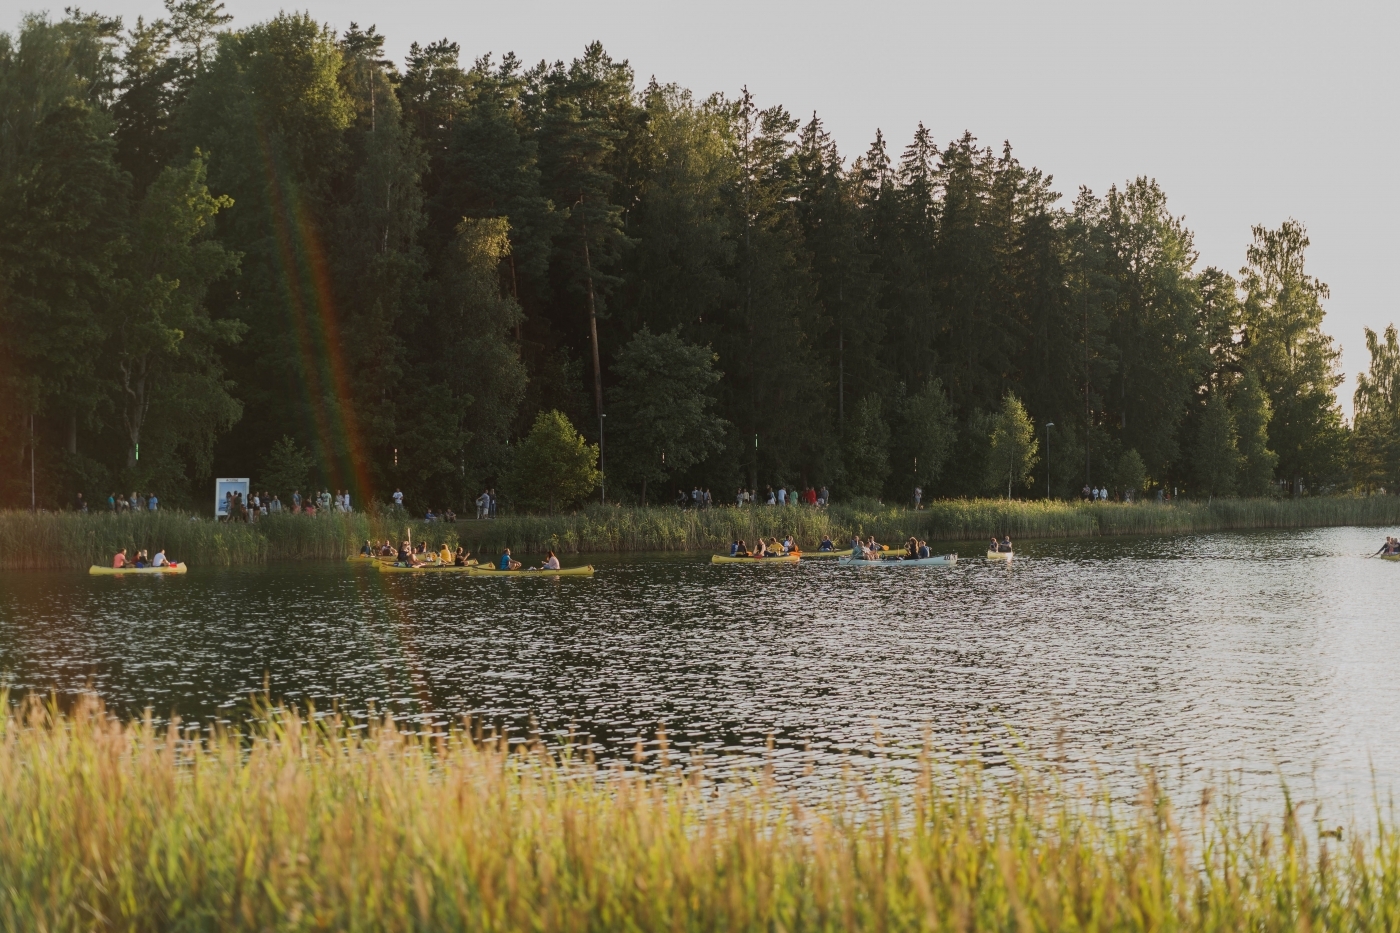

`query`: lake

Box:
[2,525,1397,803]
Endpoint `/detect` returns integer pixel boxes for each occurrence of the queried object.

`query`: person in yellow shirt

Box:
[439,544,452,564]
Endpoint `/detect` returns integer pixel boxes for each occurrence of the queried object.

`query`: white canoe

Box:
[838,554,956,567]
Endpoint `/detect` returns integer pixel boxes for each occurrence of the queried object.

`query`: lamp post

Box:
[1044,423,1055,500]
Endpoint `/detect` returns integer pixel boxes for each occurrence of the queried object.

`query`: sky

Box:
[20,0,1399,416]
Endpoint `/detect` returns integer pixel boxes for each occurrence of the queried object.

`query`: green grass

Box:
[4,496,1400,568]
[2,693,1398,930]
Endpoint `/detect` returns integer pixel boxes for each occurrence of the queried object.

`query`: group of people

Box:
[492,548,561,571]
[1375,537,1399,556]
[990,535,1013,553]
[729,535,801,557]
[111,546,176,568]
[474,490,499,519]
[423,508,458,523]
[221,489,356,522]
[106,492,159,513]
[732,486,829,507]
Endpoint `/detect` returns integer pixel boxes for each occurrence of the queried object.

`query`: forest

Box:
[3,3,1398,513]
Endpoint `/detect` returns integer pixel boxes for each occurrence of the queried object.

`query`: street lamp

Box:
[1044,423,1055,500]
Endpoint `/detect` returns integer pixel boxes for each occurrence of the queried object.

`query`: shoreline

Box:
[2,496,1399,570]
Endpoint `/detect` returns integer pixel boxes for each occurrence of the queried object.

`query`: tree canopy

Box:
[0,6,1374,511]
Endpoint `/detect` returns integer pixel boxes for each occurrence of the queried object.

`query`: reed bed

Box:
[4,496,1400,568]
[2,693,1398,931]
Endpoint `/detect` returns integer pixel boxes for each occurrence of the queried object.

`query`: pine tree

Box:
[1239,220,1347,492]
[1234,369,1278,497]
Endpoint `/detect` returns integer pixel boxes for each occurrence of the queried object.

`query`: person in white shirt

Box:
[393,489,404,510]
[151,548,169,567]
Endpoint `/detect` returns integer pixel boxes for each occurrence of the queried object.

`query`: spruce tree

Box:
[1191,390,1238,497]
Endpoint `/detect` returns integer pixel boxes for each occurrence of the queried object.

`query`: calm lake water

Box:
[2,525,1397,802]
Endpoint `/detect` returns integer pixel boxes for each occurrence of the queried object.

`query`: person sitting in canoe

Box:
[768,536,785,556]
[438,543,453,564]
[734,539,750,557]
[1376,537,1399,556]
[782,534,798,554]
[905,537,920,559]
[999,536,1013,553]
[730,539,740,557]
[818,534,835,552]
[850,535,863,557]
[453,546,472,567]
[918,540,932,559]
[530,550,562,572]
[864,536,884,560]
[989,537,1000,553]
[151,548,170,568]
[134,550,148,568]
[753,539,768,558]
[360,540,372,556]
[497,548,521,571]
[396,540,420,567]
[112,547,128,569]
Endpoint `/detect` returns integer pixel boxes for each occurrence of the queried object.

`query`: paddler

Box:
[530,550,561,571]
[453,546,472,567]
[735,538,750,557]
[818,534,835,552]
[151,548,170,568]
[112,547,128,569]
[1000,535,1013,553]
[360,540,372,557]
[782,533,798,554]
[497,548,521,571]
[396,540,419,567]
[438,543,452,564]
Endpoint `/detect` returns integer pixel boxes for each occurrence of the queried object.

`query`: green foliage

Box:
[889,378,956,496]
[986,394,1040,497]
[840,394,890,498]
[607,327,726,503]
[259,435,313,498]
[1234,370,1278,497]
[1240,221,1347,490]
[1191,391,1239,497]
[503,410,600,512]
[1353,324,1400,491]
[1112,448,1147,498]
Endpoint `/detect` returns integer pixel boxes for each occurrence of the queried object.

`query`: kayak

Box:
[468,565,595,577]
[1382,554,1400,562]
[89,563,187,575]
[839,554,956,567]
[711,554,800,564]
[376,560,479,573]
[986,550,1014,560]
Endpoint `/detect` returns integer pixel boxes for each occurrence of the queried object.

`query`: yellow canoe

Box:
[89,563,188,575]
[468,564,595,577]
[376,560,479,573]
[711,554,800,564]
[1381,554,1400,562]
[986,550,1013,560]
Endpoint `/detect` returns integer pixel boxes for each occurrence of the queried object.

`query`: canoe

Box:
[710,554,800,564]
[468,565,595,577]
[376,560,479,573]
[986,550,1014,560]
[804,546,891,559]
[89,563,187,575]
[839,554,957,567]
[1382,554,1400,562]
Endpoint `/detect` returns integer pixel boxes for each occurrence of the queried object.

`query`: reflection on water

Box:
[1,526,1397,801]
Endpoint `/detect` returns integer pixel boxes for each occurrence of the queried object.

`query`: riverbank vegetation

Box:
[5,9,1400,519]
[6,496,1400,569]
[2,693,1398,930]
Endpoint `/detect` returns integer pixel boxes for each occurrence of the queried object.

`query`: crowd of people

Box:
[220,488,358,521]
[728,534,802,557]
[676,485,830,509]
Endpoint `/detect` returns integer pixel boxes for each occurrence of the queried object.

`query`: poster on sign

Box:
[215,478,250,519]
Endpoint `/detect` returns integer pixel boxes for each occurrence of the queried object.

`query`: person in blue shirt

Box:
[498,548,521,571]
[818,535,834,551]
[730,539,739,556]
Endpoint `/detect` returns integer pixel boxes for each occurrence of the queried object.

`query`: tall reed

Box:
[4,495,1399,568]
[1,693,1398,930]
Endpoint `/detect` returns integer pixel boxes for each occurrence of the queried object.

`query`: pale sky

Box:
[17,0,1398,416]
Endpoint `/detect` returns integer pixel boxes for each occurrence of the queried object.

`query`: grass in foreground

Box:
[2,695,1399,930]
